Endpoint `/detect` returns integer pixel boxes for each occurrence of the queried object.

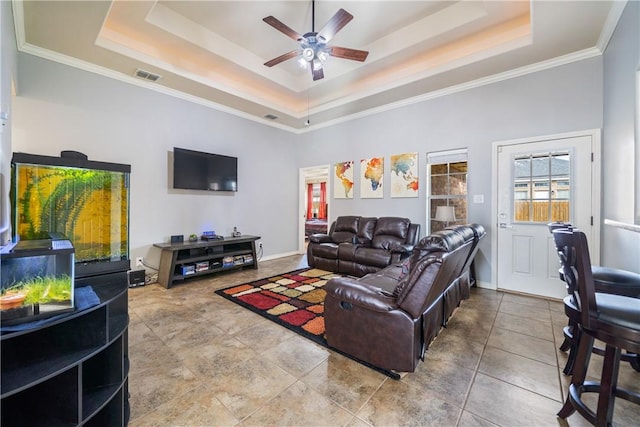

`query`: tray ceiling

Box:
[14,1,618,132]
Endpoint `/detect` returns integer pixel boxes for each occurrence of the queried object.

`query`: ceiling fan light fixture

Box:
[302,47,315,62]
[262,2,368,81]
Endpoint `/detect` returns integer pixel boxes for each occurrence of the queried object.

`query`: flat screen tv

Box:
[173,147,238,192]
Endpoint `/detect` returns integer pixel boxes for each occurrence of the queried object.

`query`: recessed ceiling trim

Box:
[300,47,604,133]
[95,30,303,119]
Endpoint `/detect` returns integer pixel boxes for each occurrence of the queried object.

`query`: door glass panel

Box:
[512,151,570,223]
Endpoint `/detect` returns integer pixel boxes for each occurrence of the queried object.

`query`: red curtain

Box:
[306,183,313,219]
[319,182,327,219]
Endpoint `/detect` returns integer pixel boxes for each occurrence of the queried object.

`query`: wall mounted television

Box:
[10,151,131,279]
[173,147,238,192]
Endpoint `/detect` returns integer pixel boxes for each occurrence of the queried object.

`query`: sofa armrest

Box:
[390,243,414,254]
[325,277,397,312]
[309,234,333,244]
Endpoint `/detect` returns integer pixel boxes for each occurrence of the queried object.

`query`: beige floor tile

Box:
[493,311,554,341]
[203,356,298,420]
[487,327,558,366]
[501,292,551,309]
[404,357,476,408]
[478,346,562,401]
[357,378,461,426]
[129,336,182,374]
[498,300,552,322]
[424,327,486,370]
[262,334,330,378]
[443,306,497,344]
[300,352,387,413]
[457,410,499,427]
[128,384,239,427]
[128,364,200,421]
[177,334,258,375]
[242,380,355,427]
[465,373,561,426]
[232,316,296,353]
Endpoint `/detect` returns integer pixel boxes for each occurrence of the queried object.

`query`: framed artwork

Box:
[390,152,419,198]
[333,161,354,199]
[360,156,384,198]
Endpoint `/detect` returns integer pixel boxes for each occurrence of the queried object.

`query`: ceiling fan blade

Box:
[311,58,324,81]
[317,9,353,43]
[264,50,301,67]
[263,16,303,42]
[328,46,369,62]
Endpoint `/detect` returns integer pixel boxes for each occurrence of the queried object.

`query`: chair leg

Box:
[561,323,581,375]
[595,344,621,427]
[558,331,594,419]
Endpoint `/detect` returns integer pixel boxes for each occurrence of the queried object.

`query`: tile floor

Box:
[127,255,640,426]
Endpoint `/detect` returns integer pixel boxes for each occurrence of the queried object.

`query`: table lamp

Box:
[435,206,456,227]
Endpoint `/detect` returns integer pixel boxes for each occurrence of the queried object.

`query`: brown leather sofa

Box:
[307,216,420,277]
[324,224,486,373]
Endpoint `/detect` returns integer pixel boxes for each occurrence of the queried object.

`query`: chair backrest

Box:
[552,228,598,329]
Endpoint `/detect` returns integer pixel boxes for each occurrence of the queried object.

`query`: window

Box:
[427,149,468,232]
[513,151,570,223]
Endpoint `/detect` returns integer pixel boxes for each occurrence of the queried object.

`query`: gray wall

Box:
[0,0,17,246]
[13,53,300,269]
[299,57,604,283]
[602,0,640,271]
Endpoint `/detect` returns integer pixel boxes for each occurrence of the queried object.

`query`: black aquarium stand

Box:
[0,273,129,427]
[154,235,260,288]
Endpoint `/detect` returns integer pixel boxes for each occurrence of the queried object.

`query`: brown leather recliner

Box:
[307,216,420,277]
[324,224,484,373]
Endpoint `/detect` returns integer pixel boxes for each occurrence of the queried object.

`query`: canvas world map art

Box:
[360,156,384,198]
[390,152,419,197]
[334,161,354,199]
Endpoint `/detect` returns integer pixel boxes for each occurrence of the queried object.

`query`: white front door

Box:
[495,131,600,299]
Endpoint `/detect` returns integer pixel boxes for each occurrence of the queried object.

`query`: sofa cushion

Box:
[355,247,392,268]
[372,217,410,250]
[332,216,360,243]
[313,243,339,259]
[358,217,377,244]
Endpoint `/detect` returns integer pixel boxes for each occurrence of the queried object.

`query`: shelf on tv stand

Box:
[154,235,260,288]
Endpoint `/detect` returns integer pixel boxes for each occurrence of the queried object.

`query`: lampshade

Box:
[435,206,456,222]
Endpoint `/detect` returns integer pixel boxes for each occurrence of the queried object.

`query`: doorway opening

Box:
[299,165,330,254]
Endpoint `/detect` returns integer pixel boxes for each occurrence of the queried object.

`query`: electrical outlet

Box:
[136,257,144,267]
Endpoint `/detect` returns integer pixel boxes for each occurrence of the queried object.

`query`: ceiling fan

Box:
[262,1,369,81]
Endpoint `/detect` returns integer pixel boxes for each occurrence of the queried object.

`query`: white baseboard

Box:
[475,280,496,290]
[258,251,301,263]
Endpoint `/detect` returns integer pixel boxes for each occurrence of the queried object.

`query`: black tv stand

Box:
[154,235,260,288]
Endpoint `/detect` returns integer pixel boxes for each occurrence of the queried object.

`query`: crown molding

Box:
[596,0,628,52]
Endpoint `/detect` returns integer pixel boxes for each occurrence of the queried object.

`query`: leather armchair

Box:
[324,224,484,373]
[307,216,420,277]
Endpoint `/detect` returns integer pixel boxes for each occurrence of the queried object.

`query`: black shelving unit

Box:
[154,235,260,288]
[0,273,129,427]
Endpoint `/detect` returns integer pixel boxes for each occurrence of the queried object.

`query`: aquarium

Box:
[11,152,131,278]
[0,238,75,325]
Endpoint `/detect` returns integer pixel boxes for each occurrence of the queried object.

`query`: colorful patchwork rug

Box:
[215,268,400,379]
[215,268,338,346]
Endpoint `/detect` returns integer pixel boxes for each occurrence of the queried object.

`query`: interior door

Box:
[496,133,598,299]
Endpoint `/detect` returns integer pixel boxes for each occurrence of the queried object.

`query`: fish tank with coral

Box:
[10,151,131,279]
[0,238,75,325]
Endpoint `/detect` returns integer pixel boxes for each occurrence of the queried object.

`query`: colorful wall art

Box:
[390,152,419,198]
[334,161,354,199]
[360,156,384,198]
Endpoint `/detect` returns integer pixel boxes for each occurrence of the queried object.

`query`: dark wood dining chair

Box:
[548,222,640,375]
[552,228,640,426]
